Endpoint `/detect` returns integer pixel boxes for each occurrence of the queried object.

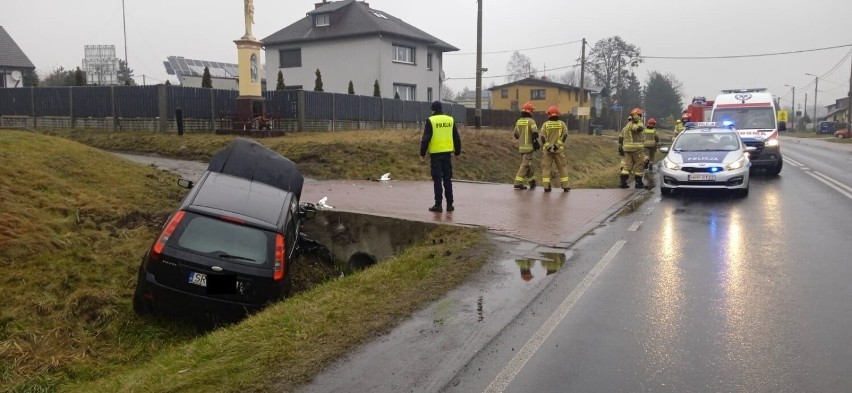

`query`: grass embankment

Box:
[49,128,625,188]
[1,130,489,392]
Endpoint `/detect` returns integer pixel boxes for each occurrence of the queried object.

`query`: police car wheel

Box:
[660,187,674,197]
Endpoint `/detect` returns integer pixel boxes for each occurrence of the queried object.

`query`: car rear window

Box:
[175,214,271,265]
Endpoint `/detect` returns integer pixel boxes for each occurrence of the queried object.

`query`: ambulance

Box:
[710,88,784,176]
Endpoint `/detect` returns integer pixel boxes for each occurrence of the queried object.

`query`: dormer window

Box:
[315,13,330,26]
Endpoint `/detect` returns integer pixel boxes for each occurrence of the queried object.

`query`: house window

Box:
[427,53,433,71]
[315,14,330,26]
[501,89,508,98]
[427,88,433,102]
[279,48,302,68]
[393,45,415,64]
[531,89,546,100]
[511,101,519,111]
[393,84,416,100]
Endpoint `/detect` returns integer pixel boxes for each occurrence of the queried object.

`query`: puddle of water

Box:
[511,250,569,283]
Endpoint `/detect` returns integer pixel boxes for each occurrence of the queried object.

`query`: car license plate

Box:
[188,272,207,287]
[688,174,716,181]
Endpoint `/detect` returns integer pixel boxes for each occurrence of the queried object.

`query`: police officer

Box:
[421,101,461,212]
[643,118,660,172]
[618,108,646,189]
[513,102,539,190]
[539,106,570,192]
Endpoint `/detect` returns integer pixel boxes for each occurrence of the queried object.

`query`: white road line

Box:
[806,172,852,200]
[784,156,805,167]
[801,167,811,171]
[810,171,852,196]
[628,221,642,232]
[483,240,627,393]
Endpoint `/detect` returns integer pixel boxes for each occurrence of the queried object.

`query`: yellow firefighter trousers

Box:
[620,150,645,177]
[514,153,537,186]
[644,147,656,169]
[542,151,569,189]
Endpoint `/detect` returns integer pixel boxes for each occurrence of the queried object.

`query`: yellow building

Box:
[489,77,592,115]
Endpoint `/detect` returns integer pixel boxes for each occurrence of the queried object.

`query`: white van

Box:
[710,88,784,175]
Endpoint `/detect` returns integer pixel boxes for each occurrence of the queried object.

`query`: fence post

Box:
[297,90,306,132]
[158,84,168,132]
[69,87,75,129]
[331,93,336,131]
[111,85,117,131]
[209,89,216,131]
[30,87,36,129]
[381,98,385,129]
[357,95,362,130]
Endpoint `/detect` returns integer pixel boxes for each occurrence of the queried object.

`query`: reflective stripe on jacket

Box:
[514,118,538,153]
[621,122,644,152]
[643,127,658,147]
[541,120,568,152]
[428,114,455,154]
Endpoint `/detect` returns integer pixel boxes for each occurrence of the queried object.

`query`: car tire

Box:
[133,289,153,315]
[766,160,782,176]
[660,187,673,197]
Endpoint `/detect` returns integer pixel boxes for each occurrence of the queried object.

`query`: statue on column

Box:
[244,0,255,39]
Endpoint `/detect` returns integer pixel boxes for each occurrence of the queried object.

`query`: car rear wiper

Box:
[218,254,256,262]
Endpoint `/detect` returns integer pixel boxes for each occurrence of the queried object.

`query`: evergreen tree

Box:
[314,69,324,92]
[201,67,212,88]
[348,80,355,94]
[276,70,285,90]
[394,91,400,99]
[23,70,39,87]
[373,79,381,97]
[74,67,86,86]
[117,59,135,85]
[165,80,171,86]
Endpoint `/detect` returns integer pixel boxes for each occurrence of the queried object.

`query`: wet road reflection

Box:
[513,252,567,283]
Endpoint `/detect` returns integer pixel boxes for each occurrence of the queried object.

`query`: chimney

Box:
[315,0,329,9]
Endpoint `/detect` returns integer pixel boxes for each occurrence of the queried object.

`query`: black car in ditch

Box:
[133,139,316,320]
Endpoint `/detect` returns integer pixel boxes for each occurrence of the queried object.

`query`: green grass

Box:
[783,131,834,139]
[47,128,627,188]
[1,130,490,392]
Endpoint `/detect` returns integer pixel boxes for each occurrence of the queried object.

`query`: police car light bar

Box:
[685,121,736,128]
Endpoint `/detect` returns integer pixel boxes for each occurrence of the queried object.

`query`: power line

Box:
[445,62,581,81]
[642,43,852,60]
[447,40,583,56]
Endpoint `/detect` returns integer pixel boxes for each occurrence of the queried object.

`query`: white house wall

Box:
[265,36,441,101]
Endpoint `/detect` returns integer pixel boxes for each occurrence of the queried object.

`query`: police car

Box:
[658,122,756,197]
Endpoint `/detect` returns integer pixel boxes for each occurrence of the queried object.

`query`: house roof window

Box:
[315,13,330,26]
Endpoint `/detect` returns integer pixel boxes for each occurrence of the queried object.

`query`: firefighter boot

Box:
[634,175,645,189]
[528,179,537,190]
[428,203,443,213]
[619,174,630,189]
[514,184,528,190]
[446,201,455,212]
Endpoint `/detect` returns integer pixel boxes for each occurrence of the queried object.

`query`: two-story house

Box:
[489,77,593,115]
[0,26,35,88]
[262,0,458,102]
[822,97,849,124]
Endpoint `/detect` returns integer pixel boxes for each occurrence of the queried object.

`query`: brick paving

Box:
[302,180,635,247]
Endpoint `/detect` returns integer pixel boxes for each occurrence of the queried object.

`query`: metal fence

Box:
[0,85,505,131]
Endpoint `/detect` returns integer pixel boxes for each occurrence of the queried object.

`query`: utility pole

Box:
[122,0,128,66]
[474,0,483,129]
[579,38,587,134]
[804,93,808,119]
[806,73,819,131]
[785,84,795,131]
[847,55,851,132]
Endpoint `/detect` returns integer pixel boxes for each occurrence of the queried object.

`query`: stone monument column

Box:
[234,0,264,129]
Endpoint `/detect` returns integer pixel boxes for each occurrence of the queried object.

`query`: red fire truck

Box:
[684,96,714,122]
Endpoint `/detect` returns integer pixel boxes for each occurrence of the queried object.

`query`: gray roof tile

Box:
[262,1,458,52]
[0,26,35,69]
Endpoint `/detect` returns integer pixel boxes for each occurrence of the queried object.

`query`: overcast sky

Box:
[4,0,851,113]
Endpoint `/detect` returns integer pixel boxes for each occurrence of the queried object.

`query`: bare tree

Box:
[587,36,642,101]
[505,51,538,82]
[554,70,578,86]
[440,85,456,101]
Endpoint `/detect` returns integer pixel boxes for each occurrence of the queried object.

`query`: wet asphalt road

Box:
[445,138,852,393]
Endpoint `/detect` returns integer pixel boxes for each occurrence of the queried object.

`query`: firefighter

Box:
[618,108,646,189]
[513,102,539,190]
[539,106,570,192]
[673,119,685,136]
[643,118,660,172]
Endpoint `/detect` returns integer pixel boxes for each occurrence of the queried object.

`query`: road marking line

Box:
[811,171,852,195]
[783,156,805,166]
[628,221,642,232]
[806,172,852,200]
[801,167,811,171]
[483,240,627,393]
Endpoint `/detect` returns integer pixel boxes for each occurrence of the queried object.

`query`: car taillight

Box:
[274,234,286,280]
[150,210,185,261]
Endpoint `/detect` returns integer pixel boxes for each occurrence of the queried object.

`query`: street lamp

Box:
[784,84,796,131]
[805,73,819,132]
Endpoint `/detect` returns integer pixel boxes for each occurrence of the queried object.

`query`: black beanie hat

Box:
[431,101,442,112]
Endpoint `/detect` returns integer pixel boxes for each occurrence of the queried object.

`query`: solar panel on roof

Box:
[177,58,189,72]
[164,61,175,75]
[202,61,211,68]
